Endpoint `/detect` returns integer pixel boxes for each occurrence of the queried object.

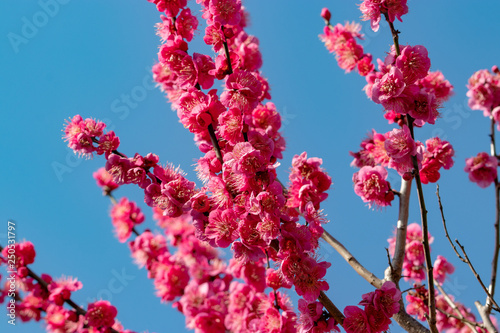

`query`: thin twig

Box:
[436,185,466,262]
[455,240,500,312]
[436,186,500,311]
[385,248,394,273]
[0,245,119,333]
[407,115,438,333]
[487,116,500,312]
[207,124,223,165]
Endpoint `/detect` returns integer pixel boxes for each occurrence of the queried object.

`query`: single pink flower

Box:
[353,166,394,208]
[434,255,455,283]
[465,152,498,188]
[343,306,371,333]
[85,300,117,329]
[205,209,239,248]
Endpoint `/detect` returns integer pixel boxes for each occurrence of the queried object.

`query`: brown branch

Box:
[318,291,345,326]
[387,178,412,282]
[207,124,223,165]
[321,230,382,288]
[384,13,401,57]
[392,300,431,333]
[487,115,500,312]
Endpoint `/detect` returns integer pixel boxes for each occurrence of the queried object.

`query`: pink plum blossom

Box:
[465,152,498,188]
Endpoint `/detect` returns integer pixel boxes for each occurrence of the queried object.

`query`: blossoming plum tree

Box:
[2,0,500,332]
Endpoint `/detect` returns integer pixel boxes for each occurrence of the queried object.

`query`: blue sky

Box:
[2,1,500,332]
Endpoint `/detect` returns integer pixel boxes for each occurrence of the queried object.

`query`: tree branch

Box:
[487,115,500,313]
[387,178,412,282]
[321,230,382,288]
[318,291,345,326]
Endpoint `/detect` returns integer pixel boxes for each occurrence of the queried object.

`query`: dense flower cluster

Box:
[464,152,498,188]
[359,0,409,32]
[350,129,454,206]
[320,5,455,208]
[343,281,401,333]
[388,223,434,282]
[63,115,119,158]
[466,66,500,117]
[0,242,131,333]
[465,67,500,190]
[61,1,337,332]
[111,197,145,242]
[126,208,301,332]
[319,21,373,75]
[47,1,500,332]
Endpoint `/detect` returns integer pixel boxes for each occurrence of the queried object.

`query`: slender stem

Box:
[435,279,480,333]
[384,11,437,330]
[436,185,466,262]
[407,115,438,332]
[207,124,223,165]
[384,13,401,57]
[0,246,118,333]
[321,230,382,288]
[436,185,500,311]
[491,116,497,157]
[455,240,500,311]
[488,115,500,312]
[318,291,345,326]
[221,26,233,75]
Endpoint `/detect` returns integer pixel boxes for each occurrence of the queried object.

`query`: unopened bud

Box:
[321,8,331,23]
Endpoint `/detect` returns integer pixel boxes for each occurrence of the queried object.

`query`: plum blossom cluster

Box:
[319,17,374,75]
[464,152,498,189]
[126,208,300,332]
[466,66,500,117]
[388,223,436,283]
[350,129,454,206]
[0,242,133,333]
[406,286,496,332]
[359,0,408,32]
[465,67,500,189]
[386,224,497,331]
[321,12,454,127]
[62,0,339,331]
[342,281,401,333]
[320,7,455,208]
[111,197,145,242]
[63,115,119,158]
[353,165,394,208]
